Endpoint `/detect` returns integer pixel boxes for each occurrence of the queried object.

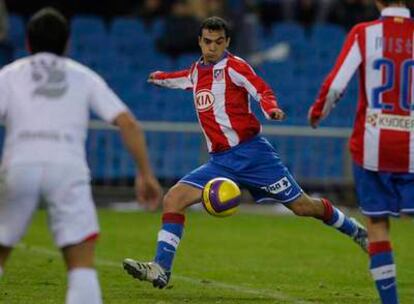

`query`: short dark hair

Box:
[379,0,407,5]
[199,16,230,38]
[27,7,69,56]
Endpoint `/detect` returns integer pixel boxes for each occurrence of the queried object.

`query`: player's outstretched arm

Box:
[147,71,164,85]
[308,25,362,129]
[114,112,162,211]
[228,59,285,121]
[147,69,193,90]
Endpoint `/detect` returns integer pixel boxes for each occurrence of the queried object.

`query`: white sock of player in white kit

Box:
[0,266,3,278]
[66,268,102,304]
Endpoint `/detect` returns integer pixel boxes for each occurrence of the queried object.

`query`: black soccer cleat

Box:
[350,218,368,253]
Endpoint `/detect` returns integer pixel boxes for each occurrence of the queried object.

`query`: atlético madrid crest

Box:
[213,69,224,81]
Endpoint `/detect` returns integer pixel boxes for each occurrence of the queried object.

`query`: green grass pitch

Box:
[1,210,413,303]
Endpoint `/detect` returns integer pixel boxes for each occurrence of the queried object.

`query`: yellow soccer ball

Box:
[202,177,241,217]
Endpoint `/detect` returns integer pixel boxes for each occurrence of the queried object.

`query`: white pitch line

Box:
[16,243,312,304]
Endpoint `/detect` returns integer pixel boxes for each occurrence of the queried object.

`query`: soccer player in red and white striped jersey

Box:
[309,1,413,302]
[147,51,283,152]
[123,16,368,290]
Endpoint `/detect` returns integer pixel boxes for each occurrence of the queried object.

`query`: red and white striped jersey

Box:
[152,52,279,153]
[310,7,414,173]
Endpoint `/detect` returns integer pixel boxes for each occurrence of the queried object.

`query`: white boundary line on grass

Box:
[16,243,312,304]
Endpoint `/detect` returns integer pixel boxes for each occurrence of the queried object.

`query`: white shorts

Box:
[0,163,99,247]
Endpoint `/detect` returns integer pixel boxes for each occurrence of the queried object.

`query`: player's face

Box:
[199,29,230,64]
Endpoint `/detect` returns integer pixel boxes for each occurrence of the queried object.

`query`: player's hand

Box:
[147,71,162,84]
[268,108,286,121]
[135,173,163,211]
[308,106,321,129]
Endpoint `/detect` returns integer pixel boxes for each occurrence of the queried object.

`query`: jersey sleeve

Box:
[151,68,193,90]
[228,59,279,119]
[87,72,128,123]
[310,25,362,120]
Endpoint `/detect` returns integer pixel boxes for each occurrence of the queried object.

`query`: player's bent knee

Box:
[162,187,185,213]
[162,183,201,213]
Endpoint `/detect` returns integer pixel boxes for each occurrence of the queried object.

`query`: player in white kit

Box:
[0,8,162,304]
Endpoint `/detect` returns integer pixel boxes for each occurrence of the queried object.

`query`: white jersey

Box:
[0,52,127,170]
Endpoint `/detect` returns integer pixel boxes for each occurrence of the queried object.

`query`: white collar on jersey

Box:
[381,7,411,18]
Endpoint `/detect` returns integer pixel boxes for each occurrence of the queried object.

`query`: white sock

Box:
[66,268,102,304]
[0,266,3,278]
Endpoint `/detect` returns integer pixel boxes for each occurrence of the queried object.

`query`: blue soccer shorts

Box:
[353,162,414,217]
[180,136,303,204]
